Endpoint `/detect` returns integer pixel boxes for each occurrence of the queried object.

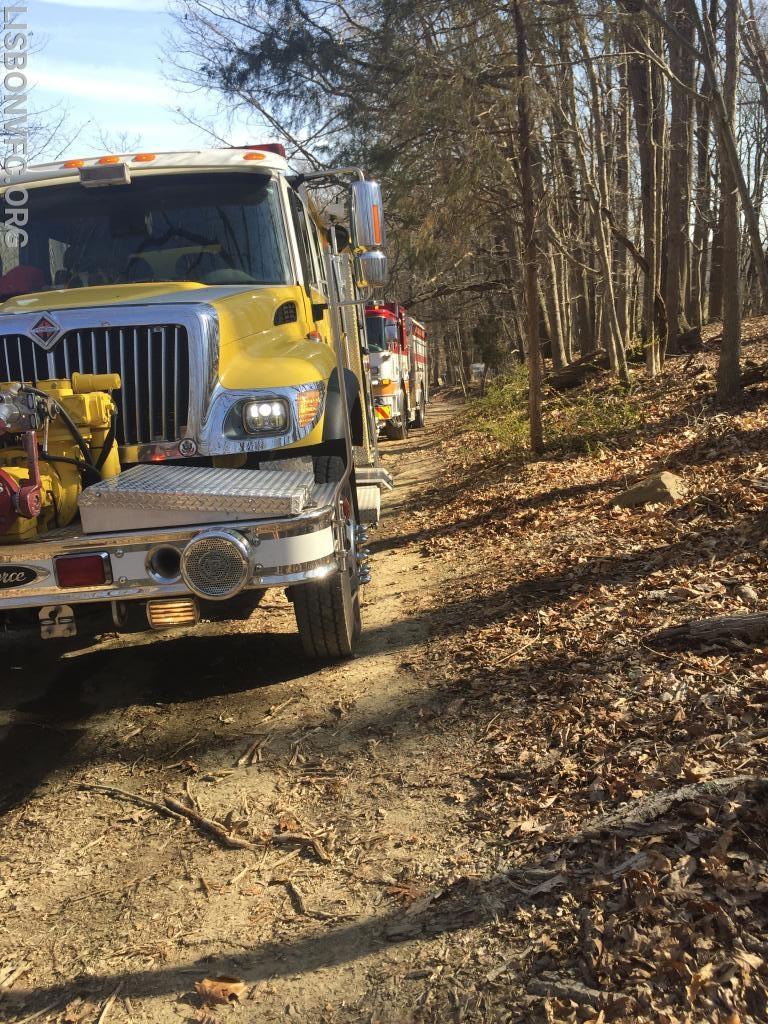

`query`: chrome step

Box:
[356,484,381,526]
[355,466,394,491]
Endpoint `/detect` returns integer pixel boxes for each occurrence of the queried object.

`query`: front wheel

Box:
[292,455,362,660]
[384,395,408,439]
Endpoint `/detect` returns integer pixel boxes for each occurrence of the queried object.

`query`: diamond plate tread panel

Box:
[79,464,315,517]
[353,446,375,467]
[311,483,337,507]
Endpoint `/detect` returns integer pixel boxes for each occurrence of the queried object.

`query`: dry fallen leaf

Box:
[61,1000,99,1023]
[277,811,301,832]
[194,1012,218,1024]
[732,949,763,973]
[526,873,567,896]
[385,882,427,906]
[195,976,247,1006]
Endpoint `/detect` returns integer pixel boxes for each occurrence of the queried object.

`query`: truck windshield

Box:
[0,172,292,298]
[365,316,398,352]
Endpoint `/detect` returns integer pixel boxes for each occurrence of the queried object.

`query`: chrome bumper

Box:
[0,502,339,611]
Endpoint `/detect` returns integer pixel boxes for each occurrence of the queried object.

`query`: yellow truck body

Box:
[0,147,391,658]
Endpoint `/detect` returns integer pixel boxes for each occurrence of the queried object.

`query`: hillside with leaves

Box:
[381,330,768,1021]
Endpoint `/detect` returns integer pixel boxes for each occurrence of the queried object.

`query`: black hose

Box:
[38,454,101,487]
[50,402,97,470]
[94,412,117,472]
[20,385,97,469]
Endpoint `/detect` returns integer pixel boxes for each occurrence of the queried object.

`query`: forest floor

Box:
[3,320,768,1023]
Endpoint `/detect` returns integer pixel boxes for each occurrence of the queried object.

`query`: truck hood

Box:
[369,351,395,372]
[0,282,256,315]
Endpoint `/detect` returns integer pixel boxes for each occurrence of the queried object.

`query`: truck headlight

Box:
[243,399,289,434]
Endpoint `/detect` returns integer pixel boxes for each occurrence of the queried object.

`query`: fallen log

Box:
[577,775,762,839]
[527,975,601,1006]
[548,350,610,390]
[740,361,768,387]
[648,613,768,648]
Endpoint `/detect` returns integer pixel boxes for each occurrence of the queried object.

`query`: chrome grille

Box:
[0,325,190,447]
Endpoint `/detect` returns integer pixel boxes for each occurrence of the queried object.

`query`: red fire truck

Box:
[365,302,428,440]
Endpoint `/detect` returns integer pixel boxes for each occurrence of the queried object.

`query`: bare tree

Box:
[514,0,543,453]
[716,0,742,401]
[663,0,695,353]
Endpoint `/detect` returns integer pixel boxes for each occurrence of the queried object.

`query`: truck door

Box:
[288,190,332,344]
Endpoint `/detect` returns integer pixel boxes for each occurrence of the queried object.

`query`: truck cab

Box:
[0,146,391,659]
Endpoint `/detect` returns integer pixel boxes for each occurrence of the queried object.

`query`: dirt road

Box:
[0,396,480,1023]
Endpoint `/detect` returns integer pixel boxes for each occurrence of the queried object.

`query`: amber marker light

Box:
[97,155,121,164]
[133,153,156,162]
[371,203,382,245]
[243,151,266,160]
[63,159,85,168]
[297,389,322,427]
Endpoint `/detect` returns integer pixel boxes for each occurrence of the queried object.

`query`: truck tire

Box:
[384,418,407,441]
[384,393,409,440]
[292,455,361,660]
[413,392,426,428]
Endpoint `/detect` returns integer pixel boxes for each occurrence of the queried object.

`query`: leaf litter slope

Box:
[406,329,768,1023]
[2,334,768,1021]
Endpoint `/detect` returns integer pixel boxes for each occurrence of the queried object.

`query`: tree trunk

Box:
[574,17,629,383]
[664,0,694,353]
[689,12,714,327]
[545,246,568,371]
[625,16,664,375]
[514,0,543,454]
[716,0,742,402]
[709,190,725,321]
[690,0,768,310]
[613,52,631,348]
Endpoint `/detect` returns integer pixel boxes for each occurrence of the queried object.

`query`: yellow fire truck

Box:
[0,145,391,659]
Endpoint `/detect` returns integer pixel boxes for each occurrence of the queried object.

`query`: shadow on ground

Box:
[0,628,314,815]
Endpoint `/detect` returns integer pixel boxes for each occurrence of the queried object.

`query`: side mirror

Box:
[351,180,386,250]
[355,250,388,289]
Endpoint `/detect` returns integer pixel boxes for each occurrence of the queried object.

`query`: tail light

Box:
[55,553,111,588]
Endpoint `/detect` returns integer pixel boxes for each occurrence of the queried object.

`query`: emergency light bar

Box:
[244,143,286,158]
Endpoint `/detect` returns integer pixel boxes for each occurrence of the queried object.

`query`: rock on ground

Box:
[611,470,686,507]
